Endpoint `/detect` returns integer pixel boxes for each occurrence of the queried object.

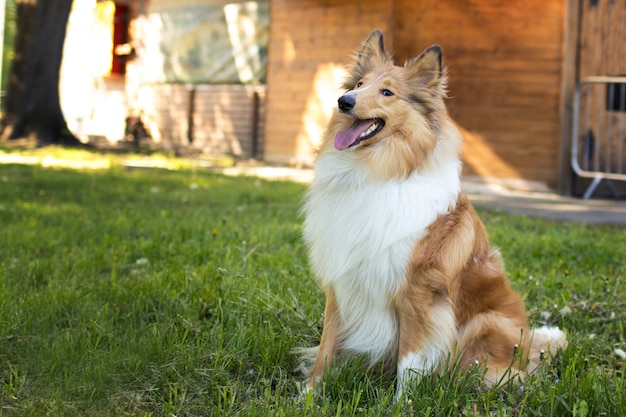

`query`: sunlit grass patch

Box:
[0,143,236,171]
[0,152,624,416]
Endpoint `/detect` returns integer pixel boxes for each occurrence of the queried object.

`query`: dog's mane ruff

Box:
[303,156,461,369]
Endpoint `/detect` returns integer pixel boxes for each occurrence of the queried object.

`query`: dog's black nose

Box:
[338,94,355,112]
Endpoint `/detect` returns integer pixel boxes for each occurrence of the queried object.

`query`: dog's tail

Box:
[527,326,567,374]
[292,345,319,377]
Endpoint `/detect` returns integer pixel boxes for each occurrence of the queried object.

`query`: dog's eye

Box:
[355,81,363,88]
[381,89,394,97]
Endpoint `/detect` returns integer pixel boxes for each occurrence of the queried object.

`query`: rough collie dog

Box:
[298,30,567,397]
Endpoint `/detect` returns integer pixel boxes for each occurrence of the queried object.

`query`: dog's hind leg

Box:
[456,312,531,387]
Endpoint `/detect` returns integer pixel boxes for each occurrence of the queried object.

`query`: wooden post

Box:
[251,88,261,159]
[558,0,582,195]
[187,85,195,144]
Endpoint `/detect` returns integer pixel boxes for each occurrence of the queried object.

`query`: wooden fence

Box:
[140,84,266,159]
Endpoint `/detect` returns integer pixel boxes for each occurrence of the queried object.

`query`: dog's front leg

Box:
[394,291,457,400]
[306,288,341,391]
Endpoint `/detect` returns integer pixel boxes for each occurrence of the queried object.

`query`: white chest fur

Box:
[303,151,461,361]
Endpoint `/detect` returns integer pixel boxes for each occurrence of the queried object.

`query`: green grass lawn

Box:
[0,151,624,416]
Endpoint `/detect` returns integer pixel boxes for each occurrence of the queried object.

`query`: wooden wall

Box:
[578,0,626,78]
[141,84,265,158]
[393,0,566,186]
[264,0,393,166]
[264,0,569,188]
[143,84,189,149]
[193,85,265,158]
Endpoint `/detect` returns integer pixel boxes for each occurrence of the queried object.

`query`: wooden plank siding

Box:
[393,0,566,186]
[141,84,265,158]
[145,84,190,148]
[193,85,266,158]
[264,0,571,187]
[579,0,626,78]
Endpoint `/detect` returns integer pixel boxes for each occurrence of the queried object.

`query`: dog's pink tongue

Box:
[334,119,374,150]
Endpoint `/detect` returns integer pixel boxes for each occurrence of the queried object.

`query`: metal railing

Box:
[571,76,626,199]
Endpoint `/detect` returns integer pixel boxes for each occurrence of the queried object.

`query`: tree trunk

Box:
[0,0,81,145]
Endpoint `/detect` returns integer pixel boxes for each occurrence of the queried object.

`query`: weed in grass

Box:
[0,150,625,416]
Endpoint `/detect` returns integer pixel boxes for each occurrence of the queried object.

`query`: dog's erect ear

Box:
[404,45,444,89]
[356,30,387,69]
[343,30,391,90]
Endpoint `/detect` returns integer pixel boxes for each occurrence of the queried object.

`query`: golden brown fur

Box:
[404,195,533,385]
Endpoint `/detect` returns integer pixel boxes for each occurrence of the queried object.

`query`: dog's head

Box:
[326,30,459,179]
